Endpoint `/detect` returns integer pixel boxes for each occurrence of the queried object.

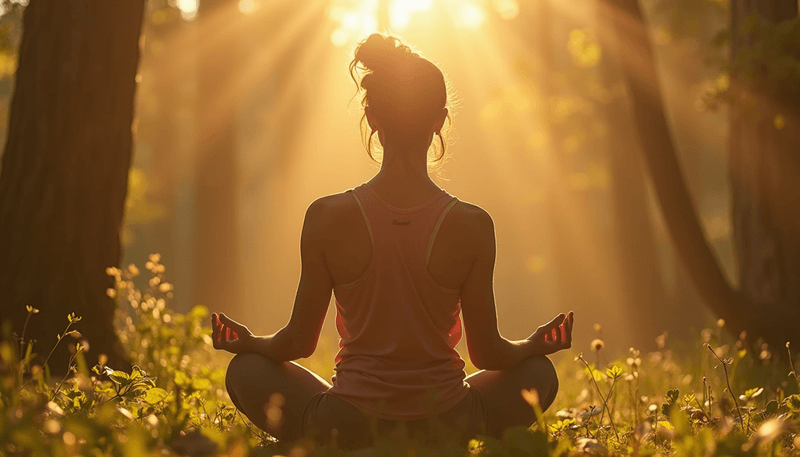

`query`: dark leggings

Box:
[225,354,558,447]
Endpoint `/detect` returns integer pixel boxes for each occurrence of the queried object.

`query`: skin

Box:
[211,106,575,371]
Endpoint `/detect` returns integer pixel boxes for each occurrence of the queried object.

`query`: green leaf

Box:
[192,378,211,391]
[109,370,131,386]
[174,371,191,388]
[605,365,623,379]
[188,305,209,321]
[786,394,800,412]
[144,387,168,404]
[765,399,779,416]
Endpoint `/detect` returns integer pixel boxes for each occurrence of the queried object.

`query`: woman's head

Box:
[349,34,453,167]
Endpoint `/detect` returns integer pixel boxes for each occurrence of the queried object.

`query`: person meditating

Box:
[211,33,574,447]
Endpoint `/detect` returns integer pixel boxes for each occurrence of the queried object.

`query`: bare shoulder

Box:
[448,200,495,237]
[303,191,361,237]
[434,198,495,260]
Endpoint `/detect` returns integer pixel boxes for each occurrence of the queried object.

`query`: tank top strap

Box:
[351,183,456,258]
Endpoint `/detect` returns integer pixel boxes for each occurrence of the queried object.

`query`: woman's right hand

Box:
[528,311,574,355]
[211,313,257,354]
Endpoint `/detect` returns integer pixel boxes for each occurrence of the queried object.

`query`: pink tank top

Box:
[329,183,469,420]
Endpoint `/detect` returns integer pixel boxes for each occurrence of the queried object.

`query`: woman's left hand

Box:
[211,313,257,354]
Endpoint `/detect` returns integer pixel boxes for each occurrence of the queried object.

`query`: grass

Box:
[2,255,799,456]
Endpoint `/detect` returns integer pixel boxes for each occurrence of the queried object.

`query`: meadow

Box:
[2,256,799,457]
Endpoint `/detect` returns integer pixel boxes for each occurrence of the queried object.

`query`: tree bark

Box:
[0,0,145,371]
[729,0,800,348]
[604,0,774,345]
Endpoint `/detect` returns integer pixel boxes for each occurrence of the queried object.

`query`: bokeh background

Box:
[0,0,760,360]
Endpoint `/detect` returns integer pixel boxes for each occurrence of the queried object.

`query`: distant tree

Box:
[727,0,800,349]
[605,0,799,350]
[0,0,145,371]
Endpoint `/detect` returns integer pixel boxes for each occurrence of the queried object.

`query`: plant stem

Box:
[577,355,620,440]
[51,352,79,401]
[707,345,744,431]
[20,321,74,391]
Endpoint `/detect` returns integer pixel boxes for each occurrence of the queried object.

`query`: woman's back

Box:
[316,183,479,292]
[315,182,485,419]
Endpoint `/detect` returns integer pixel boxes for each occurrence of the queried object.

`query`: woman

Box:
[211,33,574,447]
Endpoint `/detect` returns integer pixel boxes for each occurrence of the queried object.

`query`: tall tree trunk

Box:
[0,0,145,371]
[192,0,242,315]
[729,0,800,348]
[605,0,765,344]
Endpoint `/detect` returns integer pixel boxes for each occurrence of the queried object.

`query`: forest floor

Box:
[3,257,800,456]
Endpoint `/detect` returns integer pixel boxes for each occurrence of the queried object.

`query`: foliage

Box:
[3,258,800,456]
[702,16,800,117]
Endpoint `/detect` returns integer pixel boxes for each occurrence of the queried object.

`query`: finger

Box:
[551,327,558,342]
[565,313,574,345]
[212,314,221,344]
[226,326,232,341]
[566,312,574,334]
[560,323,566,342]
[544,313,566,330]
[219,313,246,333]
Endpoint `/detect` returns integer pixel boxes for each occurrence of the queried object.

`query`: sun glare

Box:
[326,0,514,46]
[328,0,378,47]
[176,0,198,21]
[454,1,485,29]
[390,0,432,30]
[238,0,259,15]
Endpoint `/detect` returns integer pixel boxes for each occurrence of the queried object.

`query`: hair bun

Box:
[355,34,409,73]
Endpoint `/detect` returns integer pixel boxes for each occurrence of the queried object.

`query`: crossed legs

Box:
[225,353,558,445]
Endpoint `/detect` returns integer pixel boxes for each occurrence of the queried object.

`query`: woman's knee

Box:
[517,355,559,409]
[225,354,280,397]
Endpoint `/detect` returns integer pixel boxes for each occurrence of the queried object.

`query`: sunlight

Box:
[453,1,486,29]
[175,0,198,21]
[328,0,378,47]
[390,0,432,30]
[238,0,259,15]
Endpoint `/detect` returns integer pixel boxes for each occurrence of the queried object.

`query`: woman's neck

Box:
[368,134,440,205]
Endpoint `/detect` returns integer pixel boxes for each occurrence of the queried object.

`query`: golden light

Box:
[176,0,198,21]
[327,0,378,47]
[390,0,432,30]
[493,0,519,20]
[238,0,259,15]
[453,1,486,29]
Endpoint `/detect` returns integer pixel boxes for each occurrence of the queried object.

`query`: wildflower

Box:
[717,318,725,328]
[591,339,604,351]
[127,264,140,277]
[593,323,602,333]
[521,388,540,408]
[106,288,117,298]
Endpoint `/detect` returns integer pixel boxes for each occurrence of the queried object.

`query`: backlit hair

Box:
[349,33,453,167]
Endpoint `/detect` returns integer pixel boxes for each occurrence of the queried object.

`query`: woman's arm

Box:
[459,206,573,371]
[212,199,334,361]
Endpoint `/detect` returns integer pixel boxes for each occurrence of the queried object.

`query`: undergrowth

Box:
[1,255,799,456]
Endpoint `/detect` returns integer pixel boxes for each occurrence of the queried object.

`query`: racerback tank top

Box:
[328,182,469,420]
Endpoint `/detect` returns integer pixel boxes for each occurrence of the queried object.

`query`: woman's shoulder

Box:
[448,199,494,230]
[303,190,362,231]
